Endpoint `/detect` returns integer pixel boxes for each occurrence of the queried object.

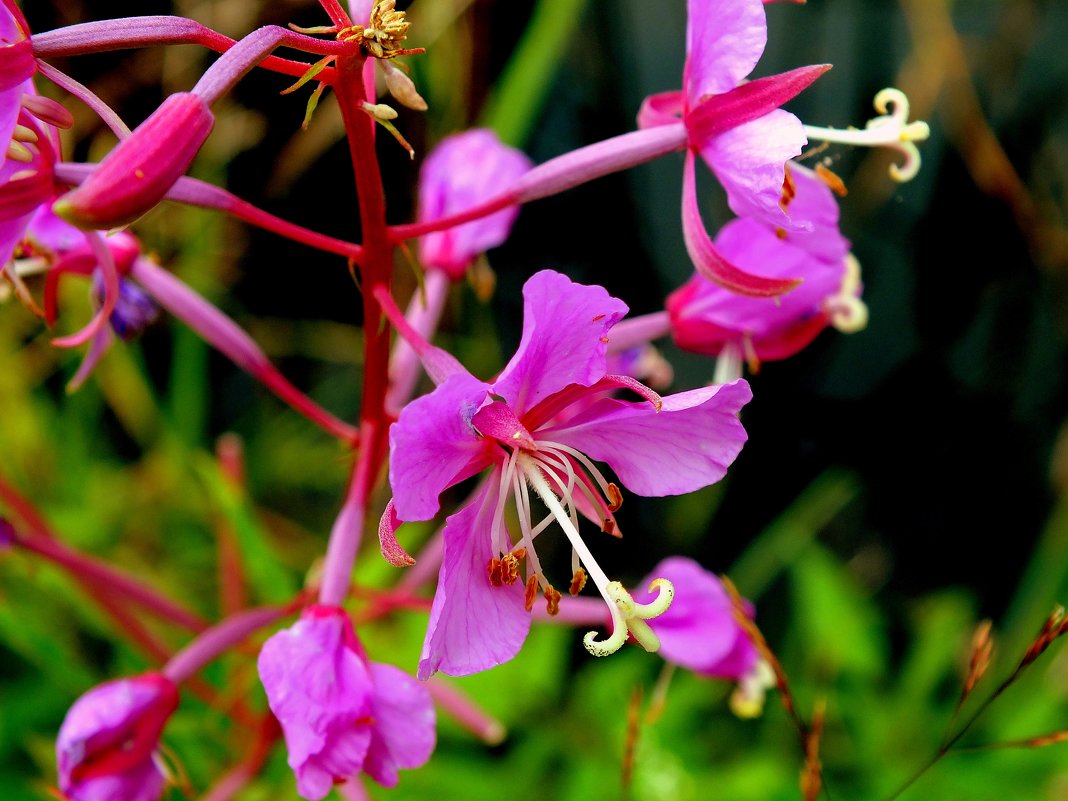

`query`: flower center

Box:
[475,410,674,657]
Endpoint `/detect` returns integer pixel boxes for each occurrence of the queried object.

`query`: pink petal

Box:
[684,0,767,105]
[257,611,374,800]
[492,270,628,414]
[669,163,852,359]
[388,371,492,522]
[540,379,752,497]
[418,478,531,679]
[699,108,808,229]
[681,152,801,297]
[418,129,531,279]
[364,662,436,787]
[637,91,684,129]
[685,65,830,144]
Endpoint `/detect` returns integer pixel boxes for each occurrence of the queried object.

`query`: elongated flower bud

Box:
[54,93,213,229]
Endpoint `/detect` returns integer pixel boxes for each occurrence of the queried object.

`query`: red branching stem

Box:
[314,51,395,605]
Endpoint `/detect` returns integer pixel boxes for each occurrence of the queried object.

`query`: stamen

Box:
[362,101,398,121]
[543,585,561,616]
[803,88,930,182]
[6,140,33,163]
[12,124,37,144]
[491,451,519,557]
[780,167,797,210]
[569,569,587,596]
[713,340,744,384]
[536,440,619,510]
[605,483,623,513]
[21,94,74,129]
[524,576,538,612]
[487,558,503,587]
[500,550,523,585]
[814,163,848,197]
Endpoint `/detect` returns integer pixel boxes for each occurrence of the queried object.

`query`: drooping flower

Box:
[417,129,532,280]
[257,605,435,800]
[637,0,830,296]
[386,270,752,679]
[56,672,179,801]
[667,165,867,370]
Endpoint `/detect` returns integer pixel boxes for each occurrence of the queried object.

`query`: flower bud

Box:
[56,672,179,801]
[53,93,214,229]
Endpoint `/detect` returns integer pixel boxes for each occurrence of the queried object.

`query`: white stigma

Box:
[803,88,930,182]
[825,253,869,334]
[517,453,674,658]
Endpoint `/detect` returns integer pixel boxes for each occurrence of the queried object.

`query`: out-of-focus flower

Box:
[56,672,179,801]
[386,270,752,679]
[258,605,435,800]
[417,129,532,280]
[636,557,776,717]
[637,557,757,679]
[637,0,829,296]
[667,166,867,369]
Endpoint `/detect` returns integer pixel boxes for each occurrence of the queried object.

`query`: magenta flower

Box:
[637,0,828,296]
[417,129,532,280]
[386,270,752,679]
[257,605,435,799]
[637,557,757,679]
[56,672,179,801]
[0,0,36,162]
[667,165,867,366]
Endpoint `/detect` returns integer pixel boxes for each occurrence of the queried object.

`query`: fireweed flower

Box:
[417,129,532,281]
[258,605,435,800]
[55,672,179,801]
[386,270,752,679]
[666,165,868,374]
[636,0,831,296]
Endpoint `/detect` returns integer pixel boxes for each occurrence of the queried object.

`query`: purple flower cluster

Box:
[0,0,929,798]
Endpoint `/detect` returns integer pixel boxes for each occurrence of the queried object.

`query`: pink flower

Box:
[257,605,435,800]
[637,557,756,679]
[386,270,752,679]
[417,129,531,280]
[638,0,828,296]
[667,165,867,365]
[55,672,179,801]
